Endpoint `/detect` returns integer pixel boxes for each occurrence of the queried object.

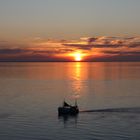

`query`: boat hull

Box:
[58,106,79,115]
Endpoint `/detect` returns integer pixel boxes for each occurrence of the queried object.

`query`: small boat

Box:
[58,100,79,115]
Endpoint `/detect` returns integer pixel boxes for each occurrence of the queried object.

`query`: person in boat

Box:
[63,101,72,107]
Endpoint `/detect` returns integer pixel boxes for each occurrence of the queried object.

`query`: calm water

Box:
[0,62,140,140]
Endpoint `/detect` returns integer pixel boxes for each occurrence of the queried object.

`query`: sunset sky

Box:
[0,0,140,61]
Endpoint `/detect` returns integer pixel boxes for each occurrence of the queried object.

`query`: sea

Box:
[0,62,140,140]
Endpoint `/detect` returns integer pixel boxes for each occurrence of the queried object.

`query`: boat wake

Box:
[80,107,140,113]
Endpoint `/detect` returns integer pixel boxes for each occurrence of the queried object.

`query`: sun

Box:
[68,51,86,61]
[74,52,82,61]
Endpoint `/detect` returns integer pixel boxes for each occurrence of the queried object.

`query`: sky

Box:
[0,0,140,61]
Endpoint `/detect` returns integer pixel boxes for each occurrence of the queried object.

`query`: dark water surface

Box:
[0,62,140,140]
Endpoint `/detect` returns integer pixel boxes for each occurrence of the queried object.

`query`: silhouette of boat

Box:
[58,100,79,115]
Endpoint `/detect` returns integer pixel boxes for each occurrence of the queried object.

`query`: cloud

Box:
[0,36,140,61]
[102,50,140,55]
[63,36,140,49]
[0,48,31,54]
[128,42,140,48]
[63,43,93,50]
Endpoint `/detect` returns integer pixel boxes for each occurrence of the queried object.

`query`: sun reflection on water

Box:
[68,62,88,99]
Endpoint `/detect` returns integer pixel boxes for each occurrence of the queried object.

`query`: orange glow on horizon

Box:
[68,51,87,61]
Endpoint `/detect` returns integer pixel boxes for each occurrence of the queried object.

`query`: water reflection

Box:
[0,62,140,80]
[65,62,89,101]
[70,63,83,98]
[58,114,78,127]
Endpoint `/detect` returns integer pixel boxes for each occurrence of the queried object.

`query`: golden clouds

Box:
[0,36,140,61]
